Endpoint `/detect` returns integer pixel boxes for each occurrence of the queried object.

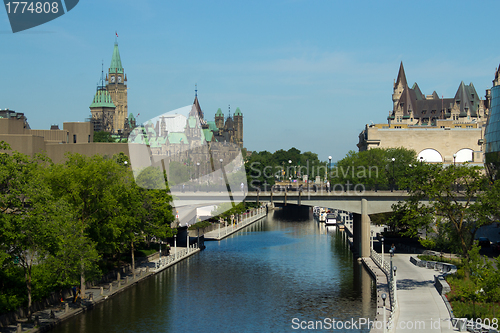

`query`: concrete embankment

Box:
[1,245,200,333]
[204,206,267,241]
[2,206,268,333]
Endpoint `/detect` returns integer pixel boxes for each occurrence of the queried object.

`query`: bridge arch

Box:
[417,148,443,163]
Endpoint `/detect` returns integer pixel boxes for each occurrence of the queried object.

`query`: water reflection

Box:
[50,207,375,333]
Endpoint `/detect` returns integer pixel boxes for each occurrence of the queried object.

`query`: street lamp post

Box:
[328,155,332,177]
[371,230,374,250]
[196,162,200,184]
[453,153,457,192]
[393,266,398,305]
[381,237,385,270]
[382,293,387,333]
[219,158,223,191]
[288,160,292,185]
[282,161,285,182]
[174,234,177,260]
[391,157,395,192]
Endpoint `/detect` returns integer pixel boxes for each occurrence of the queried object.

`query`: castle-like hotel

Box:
[358,62,489,164]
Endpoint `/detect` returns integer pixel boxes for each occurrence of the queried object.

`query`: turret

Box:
[392,62,407,110]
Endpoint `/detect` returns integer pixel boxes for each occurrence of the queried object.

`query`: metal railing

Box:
[371,248,398,332]
[154,243,199,270]
[207,207,266,239]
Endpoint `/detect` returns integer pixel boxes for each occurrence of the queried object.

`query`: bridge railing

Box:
[371,248,398,332]
[247,183,402,193]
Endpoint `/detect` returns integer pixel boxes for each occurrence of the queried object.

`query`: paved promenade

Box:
[389,253,454,333]
[0,246,199,333]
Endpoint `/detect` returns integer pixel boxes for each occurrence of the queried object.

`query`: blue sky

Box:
[1,0,500,161]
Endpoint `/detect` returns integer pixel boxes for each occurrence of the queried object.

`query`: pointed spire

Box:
[195,83,197,97]
[396,61,407,87]
[109,42,123,74]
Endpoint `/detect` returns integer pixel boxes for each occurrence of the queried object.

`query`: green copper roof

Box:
[188,116,197,128]
[168,132,189,144]
[90,89,116,108]
[207,121,218,132]
[129,113,135,121]
[215,108,223,117]
[109,43,124,74]
[202,129,213,142]
[234,107,243,116]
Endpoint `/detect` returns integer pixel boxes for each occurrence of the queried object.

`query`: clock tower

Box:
[106,42,128,134]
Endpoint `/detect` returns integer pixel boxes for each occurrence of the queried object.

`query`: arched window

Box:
[454,148,473,163]
[417,149,443,163]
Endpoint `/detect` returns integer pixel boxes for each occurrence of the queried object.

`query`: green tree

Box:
[93,131,115,142]
[332,147,417,187]
[392,163,490,274]
[0,145,63,317]
[47,153,130,297]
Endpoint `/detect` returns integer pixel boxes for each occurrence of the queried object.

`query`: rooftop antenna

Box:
[228,104,231,118]
[195,83,197,97]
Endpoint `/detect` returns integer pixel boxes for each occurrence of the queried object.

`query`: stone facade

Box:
[358,62,487,164]
[0,110,128,164]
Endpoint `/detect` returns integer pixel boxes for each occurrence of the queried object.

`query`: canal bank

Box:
[341,222,394,333]
[3,206,268,333]
[1,245,200,333]
[204,206,267,241]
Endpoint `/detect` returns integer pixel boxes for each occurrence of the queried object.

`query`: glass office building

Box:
[485,84,500,179]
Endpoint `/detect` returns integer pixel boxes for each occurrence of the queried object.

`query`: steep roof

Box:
[168,132,189,144]
[109,43,123,74]
[396,61,407,87]
[215,108,223,117]
[234,107,243,116]
[207,121,218,132]
[454,81,480,116]
[187,116,198,128]
[90,89,116,108]
[202,128,214,142]
[190,96,204,120]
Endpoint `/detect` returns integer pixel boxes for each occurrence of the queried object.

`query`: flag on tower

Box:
[115,31,118,37]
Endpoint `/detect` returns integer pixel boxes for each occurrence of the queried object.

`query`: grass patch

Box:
[135,249,157,257]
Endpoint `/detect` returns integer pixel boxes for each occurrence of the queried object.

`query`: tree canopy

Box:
[0,143,175,315]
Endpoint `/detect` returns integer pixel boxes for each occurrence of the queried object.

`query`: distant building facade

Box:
[358,62,487,164]
[0,108,129,163]
[484,66,500,178]
[90,42,135,137]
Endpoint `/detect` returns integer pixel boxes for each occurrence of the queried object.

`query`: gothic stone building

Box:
[90,42,135,137]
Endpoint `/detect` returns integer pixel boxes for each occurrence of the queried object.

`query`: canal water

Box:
[51,207,376,333]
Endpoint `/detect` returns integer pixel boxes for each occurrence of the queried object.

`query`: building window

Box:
[88,135,91,143]
[73,134,76,143]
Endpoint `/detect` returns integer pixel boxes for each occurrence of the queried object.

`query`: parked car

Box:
[478,237,491,247]
[492,241,500,251]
